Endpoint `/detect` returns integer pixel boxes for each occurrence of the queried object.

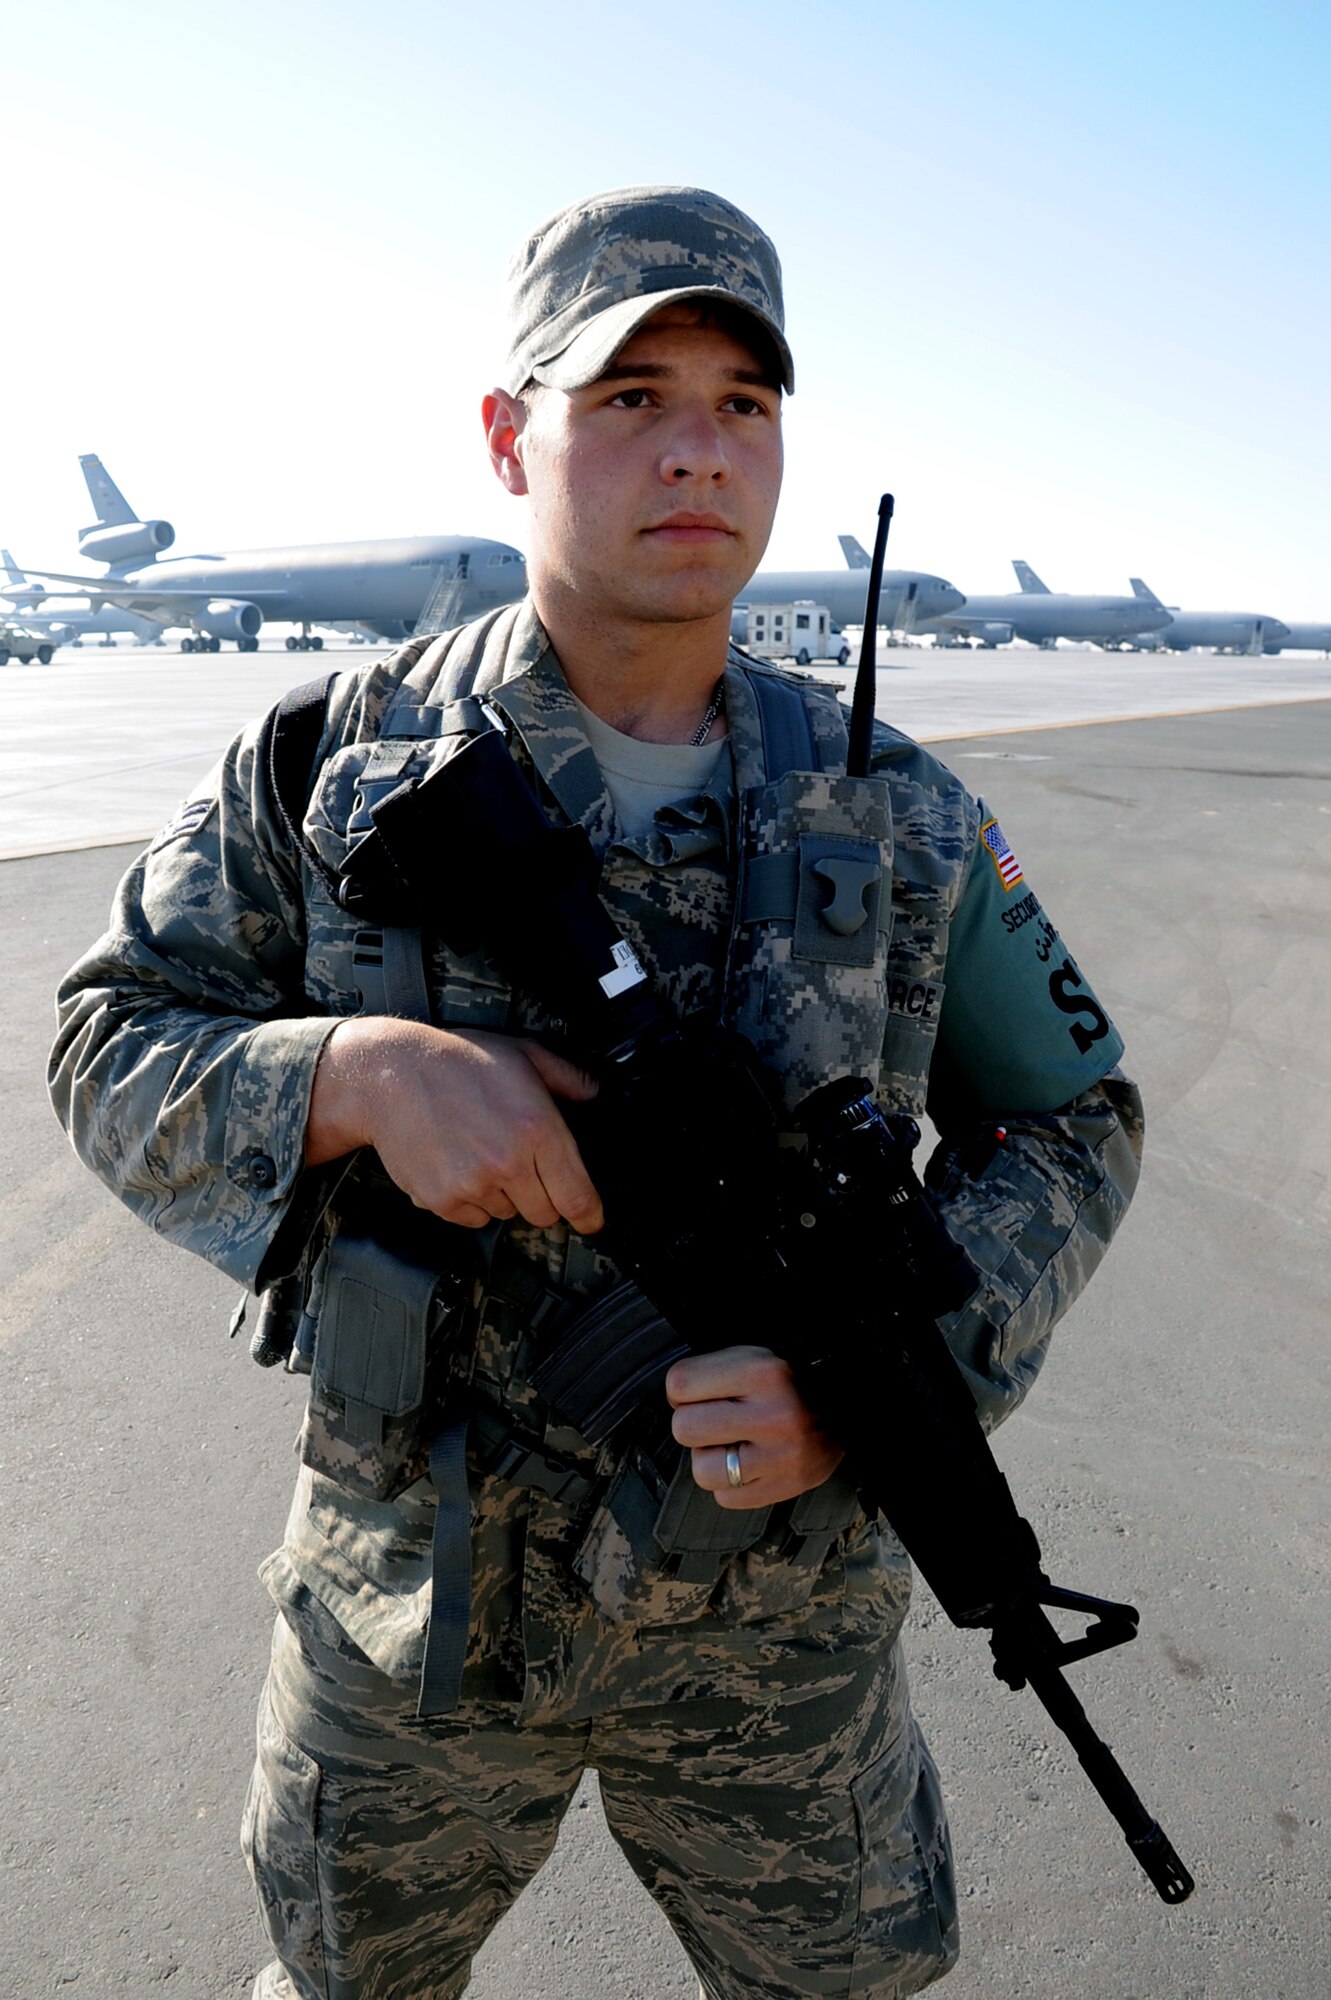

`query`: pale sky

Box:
[6,0,1329,616]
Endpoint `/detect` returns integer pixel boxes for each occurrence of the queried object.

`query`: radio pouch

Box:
[725,769,895,1111]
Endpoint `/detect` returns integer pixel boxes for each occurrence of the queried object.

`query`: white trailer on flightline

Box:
[742,600,849,666]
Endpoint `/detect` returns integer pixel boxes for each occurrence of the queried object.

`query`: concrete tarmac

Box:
[2,653,1328,1997]
[2,636,1330,856]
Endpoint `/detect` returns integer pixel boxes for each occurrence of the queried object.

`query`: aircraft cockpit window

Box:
[487,551,524,566]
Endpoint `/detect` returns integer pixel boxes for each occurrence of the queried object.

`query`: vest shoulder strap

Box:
[747,668,818,778]
[737,660,846,780]
[264,671,341,895]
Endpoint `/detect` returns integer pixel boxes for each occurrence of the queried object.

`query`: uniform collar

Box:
[481,598,736,864]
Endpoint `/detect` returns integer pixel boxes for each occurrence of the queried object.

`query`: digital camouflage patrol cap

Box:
[501,184,794,397]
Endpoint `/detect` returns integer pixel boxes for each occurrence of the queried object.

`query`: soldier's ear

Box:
[483,389,529,497]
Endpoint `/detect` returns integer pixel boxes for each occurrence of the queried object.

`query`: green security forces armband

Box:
[931,806,1125,1116]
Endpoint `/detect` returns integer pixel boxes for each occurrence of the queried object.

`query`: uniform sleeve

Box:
[921,800,1143,1431]
[47,711,345,1290]
[924,1069,1143,1432]
[931,800,1124,1117]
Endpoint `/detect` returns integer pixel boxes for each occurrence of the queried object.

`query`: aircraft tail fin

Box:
[1,548,23,584]
[839,534,872,570]
[79,453,138,527]
[1012,560,1051,593]
[1129,577,1164,606]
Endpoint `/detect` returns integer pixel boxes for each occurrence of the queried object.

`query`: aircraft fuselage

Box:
[926,592,1172,645]
[737,567,965,629]
[1262,622,1331,654]
[104,535,528,638]
[1154,611,1290,652]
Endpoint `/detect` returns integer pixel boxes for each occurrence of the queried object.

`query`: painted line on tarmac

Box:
[0,830,152,863]
[917,689,1331,744]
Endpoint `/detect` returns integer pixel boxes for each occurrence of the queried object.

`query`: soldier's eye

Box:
[609,388,654,409]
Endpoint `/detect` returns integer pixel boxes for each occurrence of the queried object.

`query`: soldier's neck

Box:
[534,589,731,745]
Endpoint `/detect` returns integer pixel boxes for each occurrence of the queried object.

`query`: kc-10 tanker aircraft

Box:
[14,456,531,652]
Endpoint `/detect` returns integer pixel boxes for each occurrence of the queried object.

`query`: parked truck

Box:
[739,600,850,666]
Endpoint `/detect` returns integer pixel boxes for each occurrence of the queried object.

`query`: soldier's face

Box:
[489,304,784,625]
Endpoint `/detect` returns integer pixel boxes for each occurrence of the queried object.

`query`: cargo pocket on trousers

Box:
[241,1680,330,1999]
[849,1726,958,1997]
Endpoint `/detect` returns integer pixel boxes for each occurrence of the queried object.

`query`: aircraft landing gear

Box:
[237,636,260,652]
[285,626,324,652]
[183,635,222,653]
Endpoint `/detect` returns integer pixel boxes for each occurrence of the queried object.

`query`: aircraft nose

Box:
[923,579,966,618]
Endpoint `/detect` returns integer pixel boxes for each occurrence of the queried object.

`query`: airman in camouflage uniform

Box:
[49,187,1143,2000]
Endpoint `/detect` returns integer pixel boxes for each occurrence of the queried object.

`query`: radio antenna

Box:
[847,492,894,778]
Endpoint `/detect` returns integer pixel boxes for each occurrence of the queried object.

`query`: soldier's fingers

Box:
[523,1043,600,1104]
[690,1443,758,1496]
[687,1448,751,1496]
[497,1162,562,1231]
[434,1198,497,1230]
[666,1346,780,1406]
[533,1134,604,1236]
[672,1397,748,1450]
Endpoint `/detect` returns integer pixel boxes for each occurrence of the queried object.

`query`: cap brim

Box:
[524,286,794,396]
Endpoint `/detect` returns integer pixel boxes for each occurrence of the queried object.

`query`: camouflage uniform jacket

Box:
[49,598,1143,1727]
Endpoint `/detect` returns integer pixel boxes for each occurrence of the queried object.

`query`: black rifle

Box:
[339,496,1194,1905]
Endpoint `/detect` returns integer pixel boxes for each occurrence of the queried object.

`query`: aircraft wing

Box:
[3,566,290,613]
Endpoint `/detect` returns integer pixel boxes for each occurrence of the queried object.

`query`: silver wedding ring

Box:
[725,1445,744,1489]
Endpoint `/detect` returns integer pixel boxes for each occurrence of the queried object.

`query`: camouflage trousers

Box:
[243,1607,958,2000]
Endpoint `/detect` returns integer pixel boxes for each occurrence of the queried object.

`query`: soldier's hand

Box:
[306,1017,604,1233]
[665,1345,844,1508]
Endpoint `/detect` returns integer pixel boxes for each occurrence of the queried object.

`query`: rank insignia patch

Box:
[980,817,1024,891]
[155,797,214,846]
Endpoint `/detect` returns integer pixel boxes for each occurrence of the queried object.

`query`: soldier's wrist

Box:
[305,1016,399,1163]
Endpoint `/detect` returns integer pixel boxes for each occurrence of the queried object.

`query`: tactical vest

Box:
[273,605,969,1709]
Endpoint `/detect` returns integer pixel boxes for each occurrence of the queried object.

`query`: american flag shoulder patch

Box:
[980,817,1024,891]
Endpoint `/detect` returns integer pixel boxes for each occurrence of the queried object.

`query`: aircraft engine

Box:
[971,622,1014,648]
[78,519,176,564]
[199,599,263,641]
